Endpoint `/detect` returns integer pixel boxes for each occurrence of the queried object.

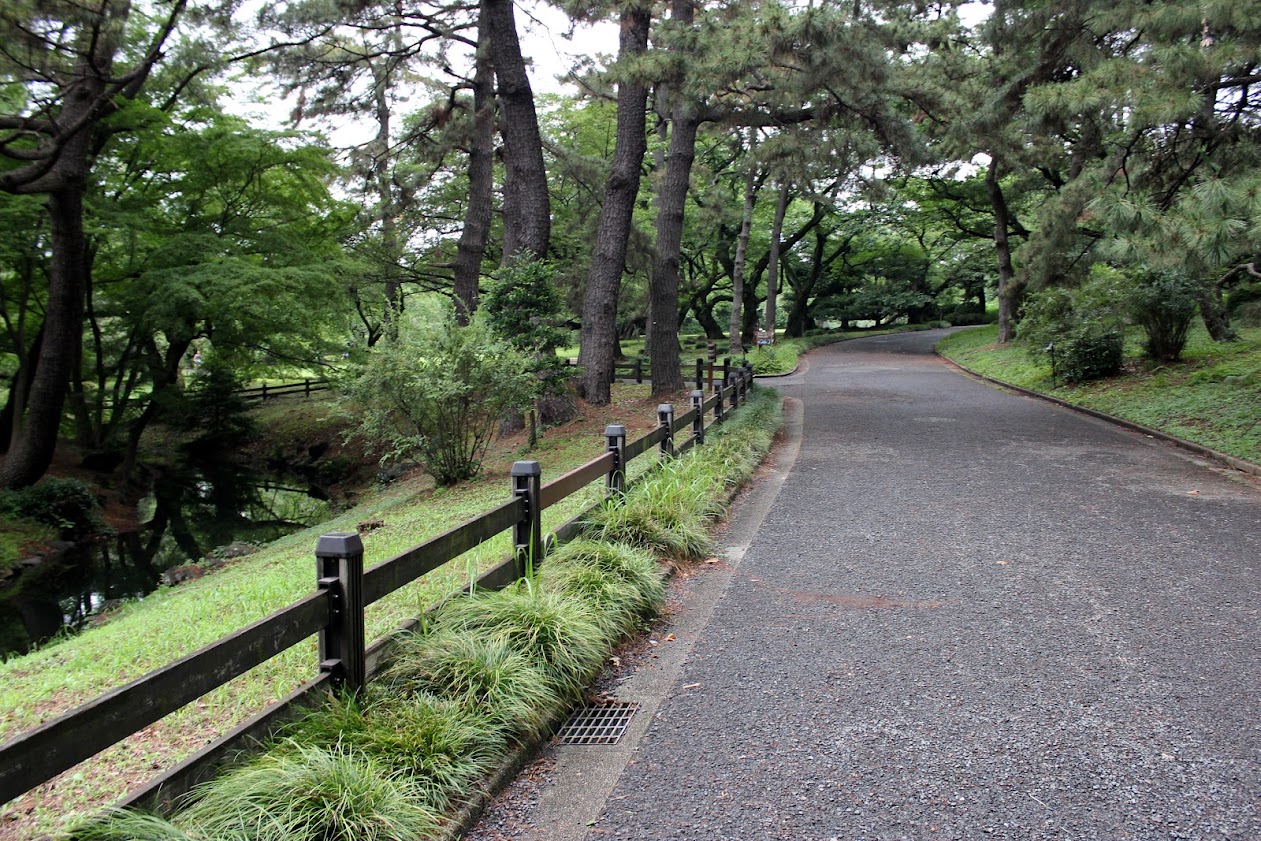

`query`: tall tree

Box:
[483,0,549,261]
[0,0,204,487]
[577,0,652,405]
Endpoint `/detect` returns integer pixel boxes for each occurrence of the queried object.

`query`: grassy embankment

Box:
[938,323,1261,465]
[0,385,782,840]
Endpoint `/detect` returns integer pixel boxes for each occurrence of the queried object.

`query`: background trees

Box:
[0,0,1258,488]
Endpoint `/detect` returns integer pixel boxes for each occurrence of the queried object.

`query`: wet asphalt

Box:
[471,328,1261,841]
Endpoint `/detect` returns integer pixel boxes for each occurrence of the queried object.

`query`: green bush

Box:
[0,478,102,537]
[346,317,538,485]
[748,342,798,375]
[1052,325,1125,383]
[1129,269,1199,362]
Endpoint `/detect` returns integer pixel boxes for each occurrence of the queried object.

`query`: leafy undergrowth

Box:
[63,389,783,841]
[0,384,667,839]
[938,324,1261,465]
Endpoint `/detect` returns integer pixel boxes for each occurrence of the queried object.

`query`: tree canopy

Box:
[1,0,1258,485]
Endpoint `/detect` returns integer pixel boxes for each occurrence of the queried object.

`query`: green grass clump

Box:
[69,810,191,840]
[434,585,610,701]
[178,743,442,841]
[379,632,561,741]
[541,540,665,628]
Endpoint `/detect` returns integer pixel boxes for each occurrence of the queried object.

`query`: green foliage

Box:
[177,354,255,448]
[1052,326,1125,383]
[68,810,191,841]
[748,342,798,375]
[1128,269,1200,362]
[1019,269,1129,382]
[939,324,1261,465]
[541,540,666,631]
[481,259,573,387]
[379,632,561,741]
[282,692,501,813]
[434,585,609,701]
[585,388,782,559]
[346,318,539,485]
[177,742,442,841]
[0,479,102,538]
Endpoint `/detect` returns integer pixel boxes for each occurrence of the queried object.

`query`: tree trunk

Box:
[985,157,1021,343]
[577,2,651,405]
[0,323,43,454]
[647,0,700,396]
[648,109,700,395]
[729,151,758,355]
[1197,285,1238,342]
[764,181,790,339]
[484,0,550,261]
[0,187,88,488]
[453,16,495,325]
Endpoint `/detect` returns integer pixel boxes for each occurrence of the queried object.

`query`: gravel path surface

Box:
[469,329,1261,841]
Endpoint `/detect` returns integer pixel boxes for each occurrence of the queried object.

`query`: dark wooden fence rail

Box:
[0,364,755,811]
[235,379,333,402]
[241,354,739,403]
[564,355,741,390]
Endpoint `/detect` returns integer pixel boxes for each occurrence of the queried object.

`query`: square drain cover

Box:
[557,701,639,745]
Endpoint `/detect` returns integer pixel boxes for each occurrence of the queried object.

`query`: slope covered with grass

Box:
[938,324,1261,465]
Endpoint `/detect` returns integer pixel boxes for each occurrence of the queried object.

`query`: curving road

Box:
[469,329,1261,841]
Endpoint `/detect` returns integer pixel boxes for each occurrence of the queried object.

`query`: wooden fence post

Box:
[695,357,704,391]
[635,357,643,384]
[722,356,731,386]
[727,374,740,410]
[713,381,724,424]
[511,461,543,577]
[605,424,627,495]
[657,404,675,459]
[691,390,705,445]
[744,362,754,399]
[315,532,366,693]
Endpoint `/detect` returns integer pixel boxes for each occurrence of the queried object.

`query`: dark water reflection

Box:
[0,463,331,659]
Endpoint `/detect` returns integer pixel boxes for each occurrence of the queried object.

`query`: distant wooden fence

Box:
[0,363,756,813]
[236,354,737,402]
[235,379,332,402]
[567,354,743,390]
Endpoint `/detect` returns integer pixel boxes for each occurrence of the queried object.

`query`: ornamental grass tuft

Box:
[434,585,609,701]
[380,631,562,741]
[177,743,443,841]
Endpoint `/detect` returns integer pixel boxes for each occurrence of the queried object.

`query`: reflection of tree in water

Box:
[0,465,330,657]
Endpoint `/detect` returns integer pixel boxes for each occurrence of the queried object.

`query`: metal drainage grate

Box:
[557,701,640,745]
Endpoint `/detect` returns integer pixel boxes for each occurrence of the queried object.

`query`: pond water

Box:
[0,463,332,659]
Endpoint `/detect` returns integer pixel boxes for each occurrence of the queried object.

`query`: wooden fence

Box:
[235,379,332,402]
[0,363,756,813]
[565,355,742,390]
[235,354,738,402]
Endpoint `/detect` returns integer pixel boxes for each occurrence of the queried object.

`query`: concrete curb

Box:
[937,351,1261,479]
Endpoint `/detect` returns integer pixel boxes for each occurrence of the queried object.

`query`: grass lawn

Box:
[938,323,1261,465]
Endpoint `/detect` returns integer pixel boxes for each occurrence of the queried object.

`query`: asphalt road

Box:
[469,329,1261,841]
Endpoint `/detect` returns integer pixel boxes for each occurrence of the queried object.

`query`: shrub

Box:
[0,478,102,537]
[346,317,538,485]
[1051,325,1125,383]
[748,342,797,375]
[1127,269,1199,361]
